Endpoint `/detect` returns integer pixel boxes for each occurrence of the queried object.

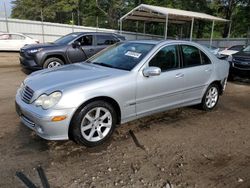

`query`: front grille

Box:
[21,86,34,103]
[234,63,250,69]
[233,60,250,69]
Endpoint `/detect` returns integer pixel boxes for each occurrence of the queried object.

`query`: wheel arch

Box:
[68,96,121,140]
[209,80,224,95]
[43,54,67,65]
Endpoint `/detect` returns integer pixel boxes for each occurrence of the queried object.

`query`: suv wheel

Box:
[201,84,219,111]
[43,57,64,69]
[70,101,117,147]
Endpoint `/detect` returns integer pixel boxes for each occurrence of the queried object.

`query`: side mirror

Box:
[143,67,161,77]
[72,41,81,48]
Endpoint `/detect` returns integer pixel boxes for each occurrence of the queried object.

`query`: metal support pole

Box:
[119,19,123,35]
[143,21,146,34]
[190,17,194,41]
[227,21,232,39]
[165,14,169,39]
[71,12,74,32]
[210,20,215,47]
[136,21,139,39]
[41,9,45,43]
[180,26,183,39]
[4,2,9,32]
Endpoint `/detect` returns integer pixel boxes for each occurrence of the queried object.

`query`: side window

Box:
[200,51,211,65]
[96,35,118,45]
[181,45,201,67]
[76,35,93,46]
[11,34,25,40]
[0,34,11,40]
[149,45,179,72]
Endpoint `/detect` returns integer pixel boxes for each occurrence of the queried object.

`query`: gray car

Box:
[16,40,229,147]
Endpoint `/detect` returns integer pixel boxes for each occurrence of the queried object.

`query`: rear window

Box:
[181,45,202,67]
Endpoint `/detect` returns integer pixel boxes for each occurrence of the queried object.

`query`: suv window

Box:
[96,35,118,45]
[181,45,201,67]
[149,45,179,72]
[228,45,244,51]
[76,35,93,46]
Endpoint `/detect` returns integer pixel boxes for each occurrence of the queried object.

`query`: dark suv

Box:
[20,32,126,69]
[229,45,250,79]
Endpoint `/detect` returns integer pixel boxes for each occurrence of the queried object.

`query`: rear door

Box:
[179,45,213,102]
[0,34,11,50]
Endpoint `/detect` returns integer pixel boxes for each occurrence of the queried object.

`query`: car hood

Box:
[21,42,62,50]
[24,63,126,93]
[233,51,250,60]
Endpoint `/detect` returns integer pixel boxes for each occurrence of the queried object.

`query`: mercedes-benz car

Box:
[16,40,229,147]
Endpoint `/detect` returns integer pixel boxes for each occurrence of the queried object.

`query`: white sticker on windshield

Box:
[125,51,142,58]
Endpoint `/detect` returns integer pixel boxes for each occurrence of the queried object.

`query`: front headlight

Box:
[34,91,62,109]
[17,82,24,94]
[27,48,43,54]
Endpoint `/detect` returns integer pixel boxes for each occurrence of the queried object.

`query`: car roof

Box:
[125,40,205,46]
[0,32,25,35]
[70,32,123,36]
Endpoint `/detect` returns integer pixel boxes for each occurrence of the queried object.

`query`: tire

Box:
[43,57,64,69]
[228,73,235,81]
[201,83,220,111]
[70,100,117,147]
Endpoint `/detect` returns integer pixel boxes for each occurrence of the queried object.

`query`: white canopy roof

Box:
[120,4,228,23]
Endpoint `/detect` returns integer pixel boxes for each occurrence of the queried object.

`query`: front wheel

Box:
[43,57,64,69]
[201,84,219,111]
[70,101,117,147]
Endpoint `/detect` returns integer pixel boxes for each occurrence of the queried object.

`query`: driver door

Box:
[136,45,185,116]
[67,35,93,63]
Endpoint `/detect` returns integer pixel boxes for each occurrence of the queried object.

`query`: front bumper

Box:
[19,56,42,70]
[230,62,250,78]
[15,92,76,140]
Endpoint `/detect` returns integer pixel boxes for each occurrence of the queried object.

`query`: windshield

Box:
[88,42,155,71]
[228,45,244,51]
[54,33,80,44]
[243,45,250,52]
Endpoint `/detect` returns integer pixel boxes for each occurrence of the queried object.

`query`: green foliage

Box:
[11,0,250,38]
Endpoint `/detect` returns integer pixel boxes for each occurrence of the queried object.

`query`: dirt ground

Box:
[0,52,249,188]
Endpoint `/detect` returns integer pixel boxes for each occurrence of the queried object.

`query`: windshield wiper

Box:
[93,62,115,68]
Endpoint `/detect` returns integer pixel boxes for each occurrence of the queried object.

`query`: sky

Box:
[0,0,12,17]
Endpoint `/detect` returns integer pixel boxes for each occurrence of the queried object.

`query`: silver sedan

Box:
[16,40,229,147]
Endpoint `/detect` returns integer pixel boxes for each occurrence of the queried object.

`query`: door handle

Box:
[176,73,184,78]
[205,68,212,72]
[88,49,94,52]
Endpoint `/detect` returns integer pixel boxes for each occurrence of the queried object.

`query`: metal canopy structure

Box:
[119,4,229,46]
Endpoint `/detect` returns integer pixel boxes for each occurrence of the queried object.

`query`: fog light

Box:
[36,125,44,134]
[51,115,67,122]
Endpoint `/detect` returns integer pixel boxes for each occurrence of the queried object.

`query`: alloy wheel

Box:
[205,86,218,109]
[47,61,62,68]
[80,107,112,142]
